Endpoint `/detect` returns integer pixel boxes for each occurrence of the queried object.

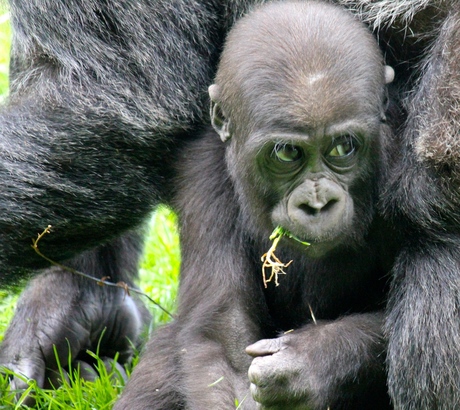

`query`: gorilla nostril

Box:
[299,200,338,216]
[299,203,321,216]
[322,199,338,213]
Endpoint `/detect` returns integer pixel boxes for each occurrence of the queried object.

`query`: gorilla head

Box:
[209,1,394,257]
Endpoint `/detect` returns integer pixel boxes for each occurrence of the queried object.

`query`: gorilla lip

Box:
[274,226,310,247]
[261,226,310,287]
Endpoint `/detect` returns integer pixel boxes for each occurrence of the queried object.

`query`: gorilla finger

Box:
[251,382,263,402]
[76,360,99,382]
[101,357,128,383]
[1,362,44,407]
[72,358,128,384]
[246,338,284,357]
[248,356,278,386]
[1,356,45,391]
[43,368,70,389]
[250,381,283,408]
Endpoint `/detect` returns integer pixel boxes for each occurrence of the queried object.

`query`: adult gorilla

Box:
[0,0,459,409]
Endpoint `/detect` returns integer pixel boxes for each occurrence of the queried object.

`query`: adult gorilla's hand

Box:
[0,267,150,402]
[246,313,386,410]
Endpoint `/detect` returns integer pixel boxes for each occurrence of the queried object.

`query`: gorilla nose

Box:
[299,198,338,216]
[288,179,345,225]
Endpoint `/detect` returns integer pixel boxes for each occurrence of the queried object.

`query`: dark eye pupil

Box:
[328,136,356,157]
[273,143,301,162]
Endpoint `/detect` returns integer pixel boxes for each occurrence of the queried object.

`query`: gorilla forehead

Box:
[216,1,386,132]
[244,73,379,132]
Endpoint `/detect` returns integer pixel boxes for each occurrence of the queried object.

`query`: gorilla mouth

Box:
[275,226,311,247]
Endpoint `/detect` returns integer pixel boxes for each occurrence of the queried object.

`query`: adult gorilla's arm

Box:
[0,0,226,283]
[382,5,460,408]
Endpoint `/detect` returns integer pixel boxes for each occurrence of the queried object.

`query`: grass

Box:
[0,10,181,409]
[139,207,180,325]
[0,351,130,409]
[0,9,9,103]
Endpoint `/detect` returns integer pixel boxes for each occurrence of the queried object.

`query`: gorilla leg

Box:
[386,242,460,409]
[0,232,151,395]
[115,323,185,410]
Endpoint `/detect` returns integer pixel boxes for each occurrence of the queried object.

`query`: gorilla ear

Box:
[209,84,231,142]
[380,66,395,121]
[384,65,395,85]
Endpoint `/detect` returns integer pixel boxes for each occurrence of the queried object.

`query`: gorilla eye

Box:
[327,135,358,159]
[272,143,302,162]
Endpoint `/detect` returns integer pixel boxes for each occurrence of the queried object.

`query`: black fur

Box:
[1,0,460,408]
[0,0,233,282]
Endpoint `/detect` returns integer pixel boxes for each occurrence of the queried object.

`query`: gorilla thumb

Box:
[246,338,283,357]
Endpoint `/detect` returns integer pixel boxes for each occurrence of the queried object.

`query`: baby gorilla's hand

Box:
[247,313,386,410]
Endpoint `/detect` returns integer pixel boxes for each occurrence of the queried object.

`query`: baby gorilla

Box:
[116,1,395,409]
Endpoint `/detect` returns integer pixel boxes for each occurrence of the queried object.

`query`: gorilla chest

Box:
[261,257,386,330]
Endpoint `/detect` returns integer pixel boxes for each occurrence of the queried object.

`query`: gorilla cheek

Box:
[273,178,354,242]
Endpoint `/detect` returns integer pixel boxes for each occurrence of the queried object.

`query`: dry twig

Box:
[32,225,174,319]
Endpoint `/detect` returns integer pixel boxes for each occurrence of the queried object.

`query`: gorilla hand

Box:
[246,313,387,410]
[0,267,150,401]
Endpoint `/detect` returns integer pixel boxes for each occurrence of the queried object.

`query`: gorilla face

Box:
[231,97,382,257]
[209,1,393,256]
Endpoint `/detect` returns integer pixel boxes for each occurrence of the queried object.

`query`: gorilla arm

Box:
[170,155,263,409]
[382,5,460,408]
[0,87,161,389]
[247,313,388,410]
[0,0,224,283]
[0,0,226,395]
